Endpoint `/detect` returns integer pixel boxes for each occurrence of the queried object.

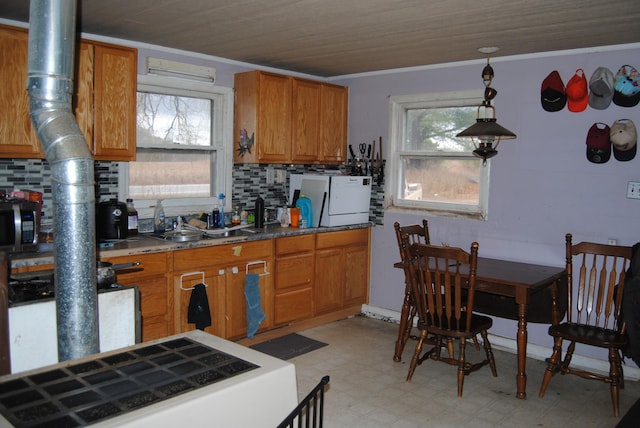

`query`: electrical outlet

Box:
[266,167,275,185]
[608,238,617,245]
[627,181,640,199]
[275,169,285,184]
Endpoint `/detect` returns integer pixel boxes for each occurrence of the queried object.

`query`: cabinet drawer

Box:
[316,228,369,249]
[174,240,273,270]
[274,287,314,324]
[102,252,170,281]
[275,253,313,290]
[276,234,314,255]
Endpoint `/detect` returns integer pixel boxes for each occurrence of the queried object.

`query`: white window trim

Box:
[385,89,490,220]
[119,74,234,219]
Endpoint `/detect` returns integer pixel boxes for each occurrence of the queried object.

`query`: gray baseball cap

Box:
[588,67,614,110]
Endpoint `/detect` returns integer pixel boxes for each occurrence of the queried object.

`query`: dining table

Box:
[394,256,568,399]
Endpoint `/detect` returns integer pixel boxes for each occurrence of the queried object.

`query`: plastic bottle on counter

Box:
[280,206,289,227]
[126,198,138,236]
[296,195,312,229]
[211,204,221,228]
[254,196,265,228]
[153,199,166,234]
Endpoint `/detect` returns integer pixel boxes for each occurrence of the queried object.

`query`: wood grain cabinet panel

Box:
[0,26,42,158]
[0,24,137,160]
[315,229,370,314]
[173,240,274,340]
[234,70,347,164]
[102,251,173,343]
[274,234,315,325]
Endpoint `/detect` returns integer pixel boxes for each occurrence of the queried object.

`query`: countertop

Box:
[9,223,372,269]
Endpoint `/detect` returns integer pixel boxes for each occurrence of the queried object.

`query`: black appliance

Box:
[97,199,128,240]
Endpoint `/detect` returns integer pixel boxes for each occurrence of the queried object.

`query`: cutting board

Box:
[300,178,327,228]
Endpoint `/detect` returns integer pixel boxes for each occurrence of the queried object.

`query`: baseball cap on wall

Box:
[540,70,566,112]
[586,123,611,164]
[612,65,640,107]
[566,69,588,112]
[588,67,615,110]
[610,119,637,161]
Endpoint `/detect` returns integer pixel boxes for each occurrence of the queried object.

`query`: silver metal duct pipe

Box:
[27,0,99,361]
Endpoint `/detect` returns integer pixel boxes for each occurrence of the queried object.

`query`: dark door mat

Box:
[617,398,640,428]
[250,333,328,360]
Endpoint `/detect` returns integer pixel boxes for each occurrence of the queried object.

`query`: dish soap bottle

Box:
[153,199,165,234]
[296,194,312,229]
[126,198,138,236]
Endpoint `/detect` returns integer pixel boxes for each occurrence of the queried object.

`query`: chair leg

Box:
[457,339,467,397]
[480,330,497,377]
[472,335,481,351]
[539,336,563,398]
[447,337,455,359]
[608,347,622,417]
[406,329,427,382]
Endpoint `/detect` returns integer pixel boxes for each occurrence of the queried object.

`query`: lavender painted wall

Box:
[333,46,640,358]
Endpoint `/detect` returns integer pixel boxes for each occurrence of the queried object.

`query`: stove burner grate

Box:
[0,337,259,427]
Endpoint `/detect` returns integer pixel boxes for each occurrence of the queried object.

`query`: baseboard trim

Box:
[362,304,640,381]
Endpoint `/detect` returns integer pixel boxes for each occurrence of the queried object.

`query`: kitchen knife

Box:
[291,189,300,208]
[348,144,356,160]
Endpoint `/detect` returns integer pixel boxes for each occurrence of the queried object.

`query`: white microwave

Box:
[289,174,372,227]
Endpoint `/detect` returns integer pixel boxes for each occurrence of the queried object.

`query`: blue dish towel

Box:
[245,273,265,338]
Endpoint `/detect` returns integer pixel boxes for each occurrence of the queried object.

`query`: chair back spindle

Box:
[567,235,631,330]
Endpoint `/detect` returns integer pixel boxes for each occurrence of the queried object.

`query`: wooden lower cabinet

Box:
[315,228,370,314]
[102,251,173,342]
[274,234,315,325]
[173,240,273,340]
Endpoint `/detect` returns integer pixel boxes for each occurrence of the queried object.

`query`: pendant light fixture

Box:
[456,47,516,165]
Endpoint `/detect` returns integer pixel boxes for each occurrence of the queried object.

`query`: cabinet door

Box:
[344,244,369,305]
[257,72,291,163]
[225,259,273,339]
[175,268,226,338]
[74,41,94,148]
[103,252,173,342]
[93,43,137,161]
[319,83,348,163]
[0,26,43,158]
[314,247,344,314]
[291,78,321,162]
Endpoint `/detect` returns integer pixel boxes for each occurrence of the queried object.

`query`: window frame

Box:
[386,89,491,220]
[119,74,233,219]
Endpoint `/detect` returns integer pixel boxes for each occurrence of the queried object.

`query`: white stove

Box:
[0,330,298,427]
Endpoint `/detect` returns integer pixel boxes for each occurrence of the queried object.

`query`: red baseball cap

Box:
[586,122,611,163]
[540,71,566,112]
[566,69,588,112]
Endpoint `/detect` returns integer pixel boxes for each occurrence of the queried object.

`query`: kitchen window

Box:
[119,73,233,218]
[387,89,490,219]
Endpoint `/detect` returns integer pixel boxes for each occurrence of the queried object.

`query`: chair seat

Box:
[549,323,628,348]
[418,312,493,339]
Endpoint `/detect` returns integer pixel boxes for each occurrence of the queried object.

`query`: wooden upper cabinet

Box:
[291,78,321,162]
[319,83,348,163]
[234,70,347,164]
[234,70,291,163]
[92,43,137,160]
[0,26,43,158]
[0,24,137,161]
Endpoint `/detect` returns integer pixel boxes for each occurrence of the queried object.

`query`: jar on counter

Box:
[231,206,241,226]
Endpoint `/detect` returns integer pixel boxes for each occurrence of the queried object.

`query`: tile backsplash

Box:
[0,159,384,227]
